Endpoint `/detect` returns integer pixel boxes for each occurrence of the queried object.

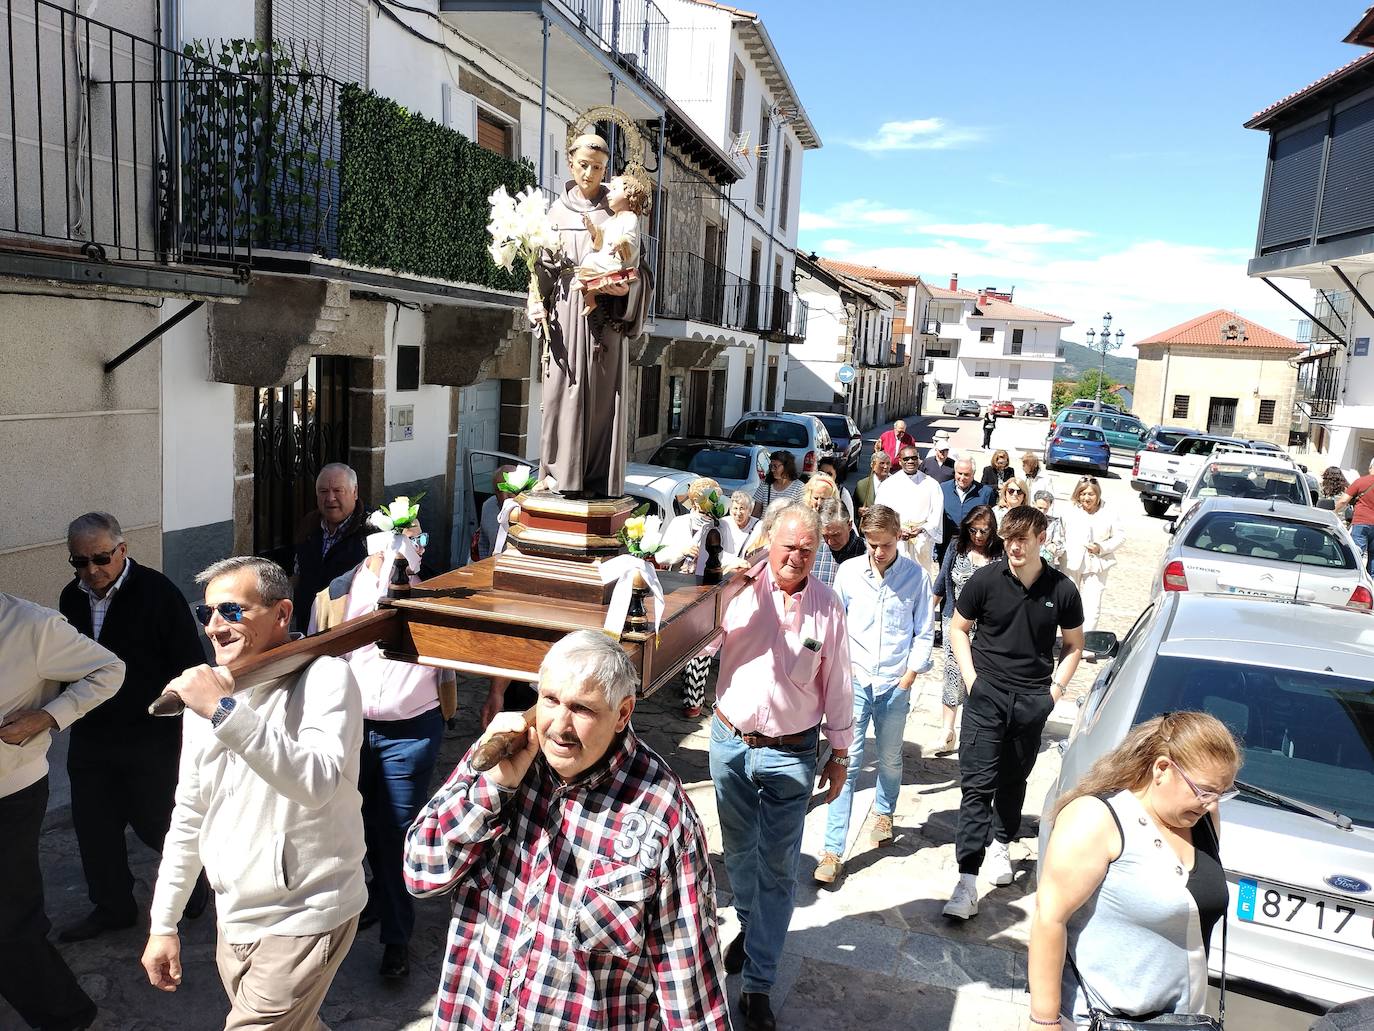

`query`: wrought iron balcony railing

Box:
[553,0,669,93]
[1,0,253,267]
[921,318,941,335]
[655,250,805,339]
[1296,350,1340,421]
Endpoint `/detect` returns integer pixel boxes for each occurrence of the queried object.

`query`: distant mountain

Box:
[1056,340,1137,388]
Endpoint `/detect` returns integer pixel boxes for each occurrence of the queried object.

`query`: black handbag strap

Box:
[1065,812,1228,1026]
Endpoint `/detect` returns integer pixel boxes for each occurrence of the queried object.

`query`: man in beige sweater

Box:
[0,592,125,1030]
[140,556,366,1030]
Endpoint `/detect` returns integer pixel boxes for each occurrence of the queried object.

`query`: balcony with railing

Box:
[1296,291,1353,345]
[439,0,668,121]
[1296,349,1341,421]
[0,0,249,292]
[921,317,942,335]
[654,250,806,340]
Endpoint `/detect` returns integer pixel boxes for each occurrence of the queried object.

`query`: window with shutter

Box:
[754,103,769,209]
[730,63,745,137]
[638,367,661,437]
[477,110,514,158]
[779,143,792,230]
[1172,394,1190,420]
[1317,96,1374,240]
[1259,120,1324,252]
[272,0,368,84]
[1258,399,1277,424]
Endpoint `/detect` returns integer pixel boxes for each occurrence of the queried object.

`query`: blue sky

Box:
[749,0,1361,351]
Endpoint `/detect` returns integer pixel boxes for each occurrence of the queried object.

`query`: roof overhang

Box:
[254,251,525,309]
[663,106,741,184]
[439,1,664,122]
[1247,240,1374,284]
[649,318,759,348]
[733,18,821,149]
[0,249,249,301]
[1245,50,1374,131]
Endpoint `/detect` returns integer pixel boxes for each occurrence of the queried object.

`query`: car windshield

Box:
[1185,512,1355,568]
[815,415,849,438]
[732,419,808,448]
[689,449,751,480]
[1154,430,1189,449]
[1063,426,1105,442]
[1060,410,1093,424]
[1134,656,1374,827]
[1195,463,1306,504]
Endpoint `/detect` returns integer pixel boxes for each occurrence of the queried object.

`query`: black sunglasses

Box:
[69,550,119,568]
[195,601,251,626]
[899,454,921,462]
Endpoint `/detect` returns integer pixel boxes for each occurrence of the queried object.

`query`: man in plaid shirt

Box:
[404,630,729,1030]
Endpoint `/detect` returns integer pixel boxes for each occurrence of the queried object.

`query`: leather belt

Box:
[715,708,816,749]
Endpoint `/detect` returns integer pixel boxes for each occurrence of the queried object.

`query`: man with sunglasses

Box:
[142,556,366,1028]
[875,445,944,577]
[56,512,210,943]
[1,591,124,1031]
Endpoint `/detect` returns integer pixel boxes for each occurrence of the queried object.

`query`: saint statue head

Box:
[568,133,610,200]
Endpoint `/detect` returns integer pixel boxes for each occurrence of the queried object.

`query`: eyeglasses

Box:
[1006,488,1025,496]
[195,601,252,626]
[1077,476,1099,485]
[410,532,430,549]
[899,454,920,462]
[1169,760,1238,805]
[969,525,991,536]
[68,550,119,568]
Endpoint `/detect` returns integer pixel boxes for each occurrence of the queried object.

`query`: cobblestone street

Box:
[3,414,1317,1031]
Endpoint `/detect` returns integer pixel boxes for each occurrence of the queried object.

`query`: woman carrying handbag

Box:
[1028,712,1241,1029]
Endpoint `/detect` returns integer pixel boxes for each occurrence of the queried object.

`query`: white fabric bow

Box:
[599,554,664,640]
[492,498,520,556]
[363,530,423,596]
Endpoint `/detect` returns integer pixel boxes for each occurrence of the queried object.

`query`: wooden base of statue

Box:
[379,556,752,697]
[493,491,638,604]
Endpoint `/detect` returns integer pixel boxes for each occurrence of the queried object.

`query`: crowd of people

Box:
[0,416,1248,1031]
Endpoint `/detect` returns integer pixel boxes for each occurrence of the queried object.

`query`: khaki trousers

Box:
[215,915,359,1031]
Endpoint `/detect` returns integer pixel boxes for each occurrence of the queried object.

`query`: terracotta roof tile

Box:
[972,297,1072,325]
[1134,309,1300,352]
[1246,49,1374,129]
[817,259,922,286]
[927,285,978,300]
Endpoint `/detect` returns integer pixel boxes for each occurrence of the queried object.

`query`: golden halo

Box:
[567,105,653,203]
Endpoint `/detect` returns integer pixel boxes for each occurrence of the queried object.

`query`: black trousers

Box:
[0,778,97,1030]
[954,680,1055,875]
[67,732,179,923]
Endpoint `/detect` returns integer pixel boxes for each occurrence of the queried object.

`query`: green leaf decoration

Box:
[499,472,538,494]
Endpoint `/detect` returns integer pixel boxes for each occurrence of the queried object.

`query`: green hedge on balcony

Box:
[339,84,537,292]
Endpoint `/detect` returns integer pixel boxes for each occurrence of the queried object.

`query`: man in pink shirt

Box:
[708,503,853,1031]
[877,419,915,462]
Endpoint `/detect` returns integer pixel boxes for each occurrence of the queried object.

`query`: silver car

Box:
[1042,593,1374,1009]
[1156,498,1373,612]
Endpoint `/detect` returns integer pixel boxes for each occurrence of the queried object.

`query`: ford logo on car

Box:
[1324,874,1372,895]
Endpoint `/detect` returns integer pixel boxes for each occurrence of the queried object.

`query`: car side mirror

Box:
[1082,630,1120,663]
[1172,480,1188,494]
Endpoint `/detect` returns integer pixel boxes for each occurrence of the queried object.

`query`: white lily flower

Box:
[368,510,394,532]
[639,515,663,551]
[488,239,518,272]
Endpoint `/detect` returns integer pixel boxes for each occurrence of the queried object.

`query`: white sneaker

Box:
[984,840,1014,886]
[942,875,979,920]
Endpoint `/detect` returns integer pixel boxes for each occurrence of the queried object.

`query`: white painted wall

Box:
[160,306,234,532]
[384,305,451,484]
[177,0,254,43]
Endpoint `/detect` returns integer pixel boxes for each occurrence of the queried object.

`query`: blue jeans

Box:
[359,707,444,945]
[709,713,818,994]
[823,681,911,854]
[1353,522,1374,575]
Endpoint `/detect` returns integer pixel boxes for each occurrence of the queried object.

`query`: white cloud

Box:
[917,222,1093,245]
[847,117,984,153]
[799,199,928,233]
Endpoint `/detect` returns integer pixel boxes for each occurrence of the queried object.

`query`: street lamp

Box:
[1083,313,1125,407]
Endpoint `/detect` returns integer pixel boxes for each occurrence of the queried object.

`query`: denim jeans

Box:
[359,707,444,945]
[1352,522,1374,575]
[823,681,911,854]
[709,713,818,994]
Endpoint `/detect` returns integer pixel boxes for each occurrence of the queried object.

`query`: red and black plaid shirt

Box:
[404,727,729,1030]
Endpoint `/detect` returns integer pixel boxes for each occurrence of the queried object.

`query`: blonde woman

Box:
[980,449,1013,488]
[1061,476,1125,632]
[992,477,1030,524]
[1029,712,1240,1029]
[801,471,840,511]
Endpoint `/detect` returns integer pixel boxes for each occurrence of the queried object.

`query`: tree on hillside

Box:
[1052,369,1126,411]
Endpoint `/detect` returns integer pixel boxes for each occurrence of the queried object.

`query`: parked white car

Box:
[1171,454,1313,526]
[1155,498,1372,611]
[1043,593,1374,1009]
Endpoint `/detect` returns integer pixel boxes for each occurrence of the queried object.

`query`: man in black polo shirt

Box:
[942,505,1083,920]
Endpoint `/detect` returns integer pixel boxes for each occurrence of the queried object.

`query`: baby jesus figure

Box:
[576,174,649,316]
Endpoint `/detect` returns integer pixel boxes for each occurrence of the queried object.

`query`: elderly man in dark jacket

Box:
[57,512,209,942]
[292,462,369,631]
[937,458,993,567]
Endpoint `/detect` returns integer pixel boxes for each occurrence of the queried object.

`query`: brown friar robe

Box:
[536,180,651,497]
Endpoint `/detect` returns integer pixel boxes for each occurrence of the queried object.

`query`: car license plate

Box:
[1224,586,1278,598]
[1067,455,1091,462]
[1237,878,1374,951]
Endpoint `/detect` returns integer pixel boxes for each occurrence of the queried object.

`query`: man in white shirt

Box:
[875,445,944,576]
[142,556,366,1028]
[0,592,124,1030]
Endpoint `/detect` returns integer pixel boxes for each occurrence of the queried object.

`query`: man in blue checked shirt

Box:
[814,503,934,885]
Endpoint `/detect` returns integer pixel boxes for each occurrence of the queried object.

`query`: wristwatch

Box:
[210,696,237,729]
[828,754,852,768]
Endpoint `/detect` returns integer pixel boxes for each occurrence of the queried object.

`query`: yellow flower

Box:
[624,516,646,539]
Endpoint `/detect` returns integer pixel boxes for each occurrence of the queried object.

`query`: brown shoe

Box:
[814,851,843,884]
[870,813,894,846]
